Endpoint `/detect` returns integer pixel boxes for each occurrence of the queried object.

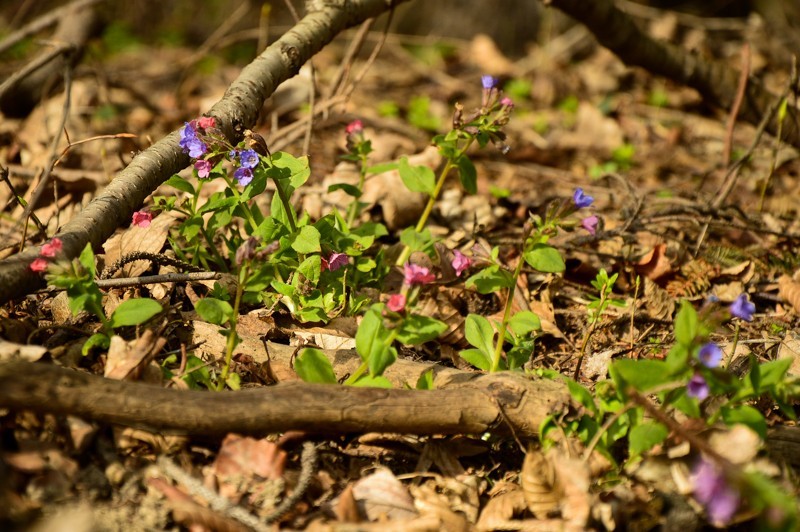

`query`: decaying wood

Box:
[0,0,409,306]
[0,360,569,439]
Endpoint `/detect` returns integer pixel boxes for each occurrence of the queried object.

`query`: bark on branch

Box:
[548,0,800,147]
[0,0,408,305]
[0,361,569,438]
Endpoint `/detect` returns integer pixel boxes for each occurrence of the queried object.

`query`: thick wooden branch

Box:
[548,0,800,147]
[0,0,408,305]
[0,361,568,438]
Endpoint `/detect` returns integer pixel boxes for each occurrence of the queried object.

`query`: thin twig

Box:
[0,42,75,101]
[0,0,105,56]
[722,43,750,169]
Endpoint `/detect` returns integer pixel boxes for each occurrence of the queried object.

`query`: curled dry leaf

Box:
[634,243,673,282]
[352,467,417,522]
[476,483,527,531]
[778,275,800,314]
[520,448,561,518]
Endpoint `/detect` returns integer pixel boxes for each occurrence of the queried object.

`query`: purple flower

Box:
[698,342,723,368]
[573,188,594,209]
[687,374,709,400]
[692,458,739,525]
[581,215,599,235]
[451,250,471,277]
[729,294,755,321]
[322,252,348,272]
[481,75,499,89]
[194,159,212,178]
[403,263,436,286]
[239,149,260,169]
[234,167,253,186]
[179,122,207,158]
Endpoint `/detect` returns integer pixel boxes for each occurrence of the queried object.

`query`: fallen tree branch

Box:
[547,0,800,147]
[0,0,408,305]
[0,360,568,438]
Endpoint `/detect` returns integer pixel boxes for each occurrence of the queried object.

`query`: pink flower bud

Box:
[40,238,62,258]
[345,119,364,135]
[132,210,153,228]
[451,249,471,277]
[386,293,406,312]
[581,215,599,235]
[403,263,436,285]
[194,159,212,178]
[196,116,216,130]
[30,257,48,272]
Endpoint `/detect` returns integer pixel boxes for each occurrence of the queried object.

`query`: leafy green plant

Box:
[46,243,162,355]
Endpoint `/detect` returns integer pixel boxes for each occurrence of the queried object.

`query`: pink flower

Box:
[321,252,349,272]
[386,293,406,312]
[40,238,62,258]
[345,120,363,135]
[500,97,514,109]
[451,250,471,277]
[403,263,435,285]
[692,458,739,525]
[194,159,212,178]
[132,210,153,228]
[30,257,48,272]
[581,215,599,235]
[196,116,216,130]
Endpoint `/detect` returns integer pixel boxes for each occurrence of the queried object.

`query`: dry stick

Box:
[338,8,395,102]
[326,19,374,102]
[0,0,413,305]
[0,0,105,56]
[546,0,800,148]
[0,164,44,235]
[693,44,751,254]
[100,251,204,278]
[0,361,567,439]
[16,57,75,252]
[179,0,252,70]
[280,0,316,157]
[0,42,75,101]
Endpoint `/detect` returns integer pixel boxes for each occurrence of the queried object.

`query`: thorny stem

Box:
[395,137,476,266]
[217,262,249,391]
[491,256,525,372]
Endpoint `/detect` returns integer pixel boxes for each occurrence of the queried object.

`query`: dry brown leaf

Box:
[635,244,673,281]
[476,484,527,531]
[102,211,180,277]
[777,332,800,378]
[0,340,47,362]
[334,483,362,523]
[211,434,287,503]
[641,276,675,320]
[778,275,800,314]
[520,448,561,518]
[104,331,166,381]
[352,467,417,522]
[467,34,515,76]
[551,453,591,529]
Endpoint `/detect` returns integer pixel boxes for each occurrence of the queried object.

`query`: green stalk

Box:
[395,138,475,267]
[272,178,297,233]
[490,256,524,372]
[346,152,369,227]
[217,262,248,391]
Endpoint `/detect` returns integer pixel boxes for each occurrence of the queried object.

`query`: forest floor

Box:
[1,5,800,531]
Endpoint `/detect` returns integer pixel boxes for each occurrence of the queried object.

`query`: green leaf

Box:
[523,244,565,273]
[610,359,671,393]
[270,152,311,188]
[399,227,433,254]
[757,358,792,389]
[366,162,398,174]
[195,297,233,325]
[297,254,322,285]
[673,300,698,346]
[629,421,668,457]
[79,243,96,276]
[398,156,435,194]
[109,298,162,328]
[456,155,477,194]
[355,305,395,376]
[396,315,447,345]
[721,405,767,439]
[295,348,338,384]
[416,369,434,390]
[567,380,598,416]
[507,311,541,336]
[327,183,361,197]
[291,225,321,254]
[351,375,393,388]
[459,348,492,371]
[464,314,495,357]
[465,266,515,293]
[82,333,110,356]
[225,372,241,390]
[165,174,195,195]
[664,344,691,376]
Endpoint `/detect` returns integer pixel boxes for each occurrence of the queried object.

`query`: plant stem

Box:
[346,153,368,227]
[217,262,248,391]
[273,178,297,232]
[491,256,525,372]
[395,138,475,266]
